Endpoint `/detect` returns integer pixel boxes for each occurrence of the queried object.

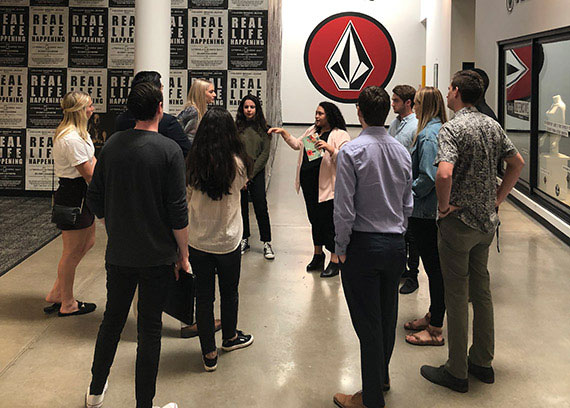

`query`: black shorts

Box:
[54,177,95,231]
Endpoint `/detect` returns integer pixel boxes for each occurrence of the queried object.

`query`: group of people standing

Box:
[44,67,524,408]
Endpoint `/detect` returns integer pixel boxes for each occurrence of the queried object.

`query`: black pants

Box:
[299,167,335,253]
[241,169,272,242]
[90,264,172,408]
[408,217,446,327]
[189,245,241,355]
[403,228,420,278]
[341,232,405,408]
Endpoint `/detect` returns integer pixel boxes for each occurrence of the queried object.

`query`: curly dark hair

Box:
[235,94,270,134]
[316,102,347,132]
[186,107,252,200]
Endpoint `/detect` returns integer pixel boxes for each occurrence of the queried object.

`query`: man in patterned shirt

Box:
[420,70,524,393]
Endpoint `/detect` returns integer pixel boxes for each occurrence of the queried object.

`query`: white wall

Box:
[281,0,425,125]
[475,0,570,113]
[423,0,452,92]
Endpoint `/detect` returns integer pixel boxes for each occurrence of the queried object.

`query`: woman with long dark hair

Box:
[404,87,448,346]
[235,95,274,259]
[45,91,97,316]
[269,102,350,278]
[186,107,254,371]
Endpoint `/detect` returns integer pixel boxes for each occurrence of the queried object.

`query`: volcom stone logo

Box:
[304,12,396,103]
[326,21,374,91]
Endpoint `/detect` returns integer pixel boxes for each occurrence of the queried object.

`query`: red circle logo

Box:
[304,12,396,103]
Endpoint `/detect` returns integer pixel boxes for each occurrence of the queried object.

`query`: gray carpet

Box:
[0,197,60,277]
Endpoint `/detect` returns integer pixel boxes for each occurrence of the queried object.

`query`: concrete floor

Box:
[0,126,569,408]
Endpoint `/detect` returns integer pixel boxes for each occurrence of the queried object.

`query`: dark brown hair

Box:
[358,86,390,126]
[451,70,484,105]
[392,85,416,107]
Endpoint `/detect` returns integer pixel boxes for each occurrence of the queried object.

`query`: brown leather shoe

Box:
[333,391,365,408]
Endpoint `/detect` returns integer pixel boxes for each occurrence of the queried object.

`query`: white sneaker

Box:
[153,404,178,408]
[241,238,250,254]
[85,380,108,408]
[263,242,275,260]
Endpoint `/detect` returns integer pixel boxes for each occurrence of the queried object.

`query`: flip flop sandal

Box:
[58,301,96,317]
[43,303,61,314]
[405,332,445,347]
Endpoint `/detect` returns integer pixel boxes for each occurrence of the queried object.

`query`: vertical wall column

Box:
[135,0,171,112]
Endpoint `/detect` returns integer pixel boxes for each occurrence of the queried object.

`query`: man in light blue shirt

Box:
[388,84,418,152]
[333,86,413,408]
[388,84,421,295]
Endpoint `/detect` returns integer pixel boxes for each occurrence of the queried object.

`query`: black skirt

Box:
[54,177,95,230]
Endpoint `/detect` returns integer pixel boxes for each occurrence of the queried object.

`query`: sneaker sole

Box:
[264,254,275,260]
[204,363,217,372]
[221,335,254,352]
[85,381,108,408]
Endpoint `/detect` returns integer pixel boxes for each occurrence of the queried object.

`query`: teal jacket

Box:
[410,118,441,219]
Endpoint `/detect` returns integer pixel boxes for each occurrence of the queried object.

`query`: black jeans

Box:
[90,264,173,408]
[189,245,241,355]
[408,217,445,327]
[403,228,420,278]
[241,169,272,242]
[299,167,335,253]
[341,232,405,408]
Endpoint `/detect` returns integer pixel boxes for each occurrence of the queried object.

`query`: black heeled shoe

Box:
[306,253,325,271]
[320,261,340,278]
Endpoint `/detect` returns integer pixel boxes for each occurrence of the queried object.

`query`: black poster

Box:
[0,67,27,128]
[170,8,188,70]
[69,7,108,68]
[30,0,69,5]
[0,7,28,67]
[108,7,135,68]
[190,0,227,8]
[107,68,132,113]
[109,0,134,6]
[0,128,25,190]
[27,68,66,129]
[189,69,227,109]
[228,10,267,70]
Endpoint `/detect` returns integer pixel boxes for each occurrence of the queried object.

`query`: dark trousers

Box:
[189,245,241,355]
[402,228,420,278]
[299,167,335,253]
[90,264,172,408]
[341,232,405,408]
[240,169,272,242]
[408,217,445,327]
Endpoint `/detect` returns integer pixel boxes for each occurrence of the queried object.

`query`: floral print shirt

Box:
[434,107,518,233]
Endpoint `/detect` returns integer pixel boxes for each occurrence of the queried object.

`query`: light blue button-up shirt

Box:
[334,126,413,256]
[388,112,418,152]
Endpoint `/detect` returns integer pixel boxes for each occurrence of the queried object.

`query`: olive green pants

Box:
[437,216,495,379]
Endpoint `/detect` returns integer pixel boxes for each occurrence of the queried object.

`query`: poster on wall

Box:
[188,9,227,70]
[0,68,27,128]
[0,7,28,67]
[190,0,228,9]
[27,67,66,129]
[229,0,267,10]
[170,8,188,70]
[108,7,135,68]
[25,128,53,191]
[0,128,25,190]
[30,0,68,5]
[171,0,187,8]
[109,0,133,7]
[70,0,107,6]
[228,10,267,70]
[67,68,107,112]
[169,69,188,116]
[189,69,227,109]
[69,7,108,68]
[0,1,29,6]
[107,68,132,113]
[227,70,265,115]
[29,7,68,67]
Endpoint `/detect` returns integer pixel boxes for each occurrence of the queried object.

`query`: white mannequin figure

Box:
[546,95,566,154]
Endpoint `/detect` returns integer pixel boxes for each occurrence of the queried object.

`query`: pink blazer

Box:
[281,125,350,203]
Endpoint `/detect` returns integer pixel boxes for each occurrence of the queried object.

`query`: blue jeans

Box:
[340,232,405,407]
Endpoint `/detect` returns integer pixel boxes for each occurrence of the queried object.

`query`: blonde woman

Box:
[177,78,216,144]
[44,91,97,317]
[403,87,448,346]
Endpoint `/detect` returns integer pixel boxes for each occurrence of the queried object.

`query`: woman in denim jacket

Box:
[403,87,448,346]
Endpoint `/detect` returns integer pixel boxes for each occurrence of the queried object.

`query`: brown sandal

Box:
[405,326,445,346]
[404,313,430,331]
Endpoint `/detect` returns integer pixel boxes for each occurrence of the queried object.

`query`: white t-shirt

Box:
[187,157,247,254]
[53,130,95,178]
